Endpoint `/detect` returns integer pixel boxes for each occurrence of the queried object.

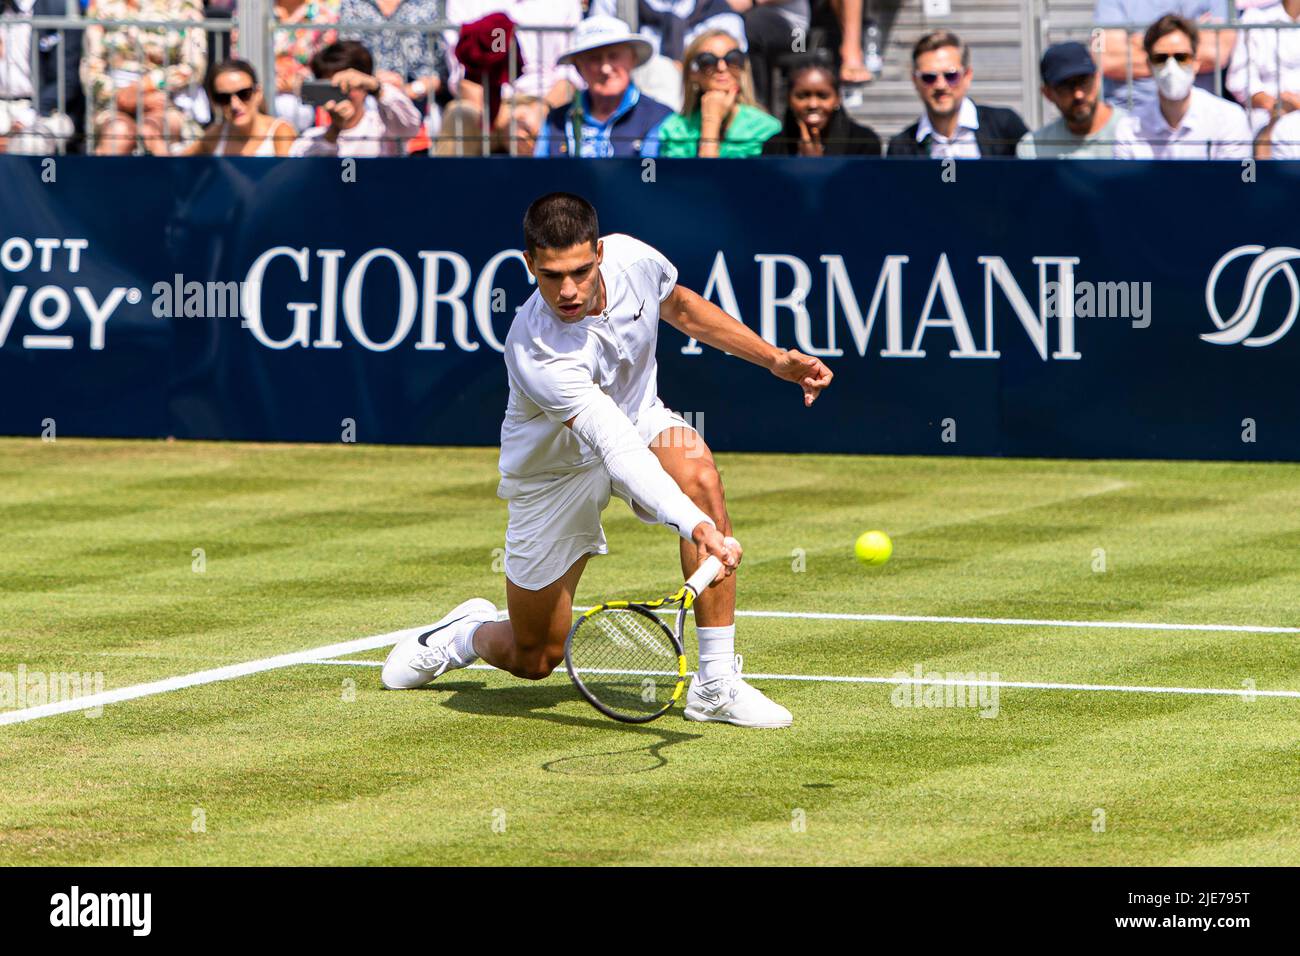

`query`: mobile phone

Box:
[300,80,346,107]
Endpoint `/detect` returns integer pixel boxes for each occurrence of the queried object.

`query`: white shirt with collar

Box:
[916,96,981,159]
[1113,86,1253,159]
[1226,1,1300,130]
[0,0,37,102]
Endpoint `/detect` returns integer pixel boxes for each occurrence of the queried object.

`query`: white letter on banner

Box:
[907,253,981,358]
[243,246,312,349]
[473,250,529,353]
[683,250,744,355]
[314,250,345,348]
[756,254,836,355]
[1038,257,1082,359]
[823,254,910,357]
[418,251,471,351]
[342,249,417,351]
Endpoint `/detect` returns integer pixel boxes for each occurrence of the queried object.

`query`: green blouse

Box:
[656,103,782,158]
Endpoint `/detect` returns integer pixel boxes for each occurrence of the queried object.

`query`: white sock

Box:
[697,624,736,681]
[454,620,483,663]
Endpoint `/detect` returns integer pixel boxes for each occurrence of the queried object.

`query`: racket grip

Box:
[685,556,723,597]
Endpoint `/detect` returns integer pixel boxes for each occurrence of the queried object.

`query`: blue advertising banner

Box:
[2,154,1298,460]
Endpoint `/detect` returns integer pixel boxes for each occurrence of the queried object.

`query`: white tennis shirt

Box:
[497,233,679,493]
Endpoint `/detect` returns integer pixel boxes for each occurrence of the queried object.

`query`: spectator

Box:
[1094,0,1235,113]
[338,0,448,106]
[289,40,422,156]
[0,0,83,154]
[760,56,880,154]
[810,0,875,85]
[80,0,209,155]
[188,60,295,156]
[1018,41,1129,158]
[588,0,748,110]
[438,4,584,155]
[887,30,1028,158]
[444,0,580,111]
[92,113,135,154]
[657,28,780,156]
[727,1,811,112]
[496,92,544,154]
[1226,0,1300,131]
[1114,14,1251,158]
[533,15,672,158]
[230,0,340,130]
[270,0,341,130]
[1264,104,1300,155]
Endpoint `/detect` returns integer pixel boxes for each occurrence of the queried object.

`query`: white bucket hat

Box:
[556,15,654,67]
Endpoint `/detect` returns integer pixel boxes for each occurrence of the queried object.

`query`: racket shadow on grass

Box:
[419,680,703,774]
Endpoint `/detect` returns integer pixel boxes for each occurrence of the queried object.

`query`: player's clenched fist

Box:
[692,524,742,585]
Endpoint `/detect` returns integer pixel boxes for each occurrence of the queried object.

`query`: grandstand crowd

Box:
[2,0,1300,158]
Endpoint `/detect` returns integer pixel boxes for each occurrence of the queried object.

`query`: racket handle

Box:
[685,556,722,597]
[685,536,740,597]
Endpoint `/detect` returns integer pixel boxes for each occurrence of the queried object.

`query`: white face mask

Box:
[1154,57,1195,101]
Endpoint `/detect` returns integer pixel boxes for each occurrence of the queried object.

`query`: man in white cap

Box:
[534,15,675,158]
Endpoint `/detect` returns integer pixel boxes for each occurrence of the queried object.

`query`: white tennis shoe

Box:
[683,655,792,728]
[382,598,497,690]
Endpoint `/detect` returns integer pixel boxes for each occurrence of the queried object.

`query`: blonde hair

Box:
[679,29,761,118]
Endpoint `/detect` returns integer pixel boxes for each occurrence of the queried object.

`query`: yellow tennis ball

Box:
[855,530,892,566]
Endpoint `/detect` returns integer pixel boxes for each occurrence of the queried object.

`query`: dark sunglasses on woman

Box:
[691,50,747,72]
[213,86,256,107]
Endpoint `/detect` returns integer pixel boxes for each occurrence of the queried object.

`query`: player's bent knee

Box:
[513,647,564,681]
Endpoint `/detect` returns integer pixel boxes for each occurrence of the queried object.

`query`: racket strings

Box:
[569,607,682,718]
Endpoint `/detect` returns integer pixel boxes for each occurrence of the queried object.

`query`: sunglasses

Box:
[691,50,747,72]
[1149,51,1195,66]
[915,69,965,86]
[213,86,256,106]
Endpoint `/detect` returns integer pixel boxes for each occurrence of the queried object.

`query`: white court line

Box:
[596,608,1300,635]
[4,607,1298,727]
[0,624,430,727]
[308,660,1300,700]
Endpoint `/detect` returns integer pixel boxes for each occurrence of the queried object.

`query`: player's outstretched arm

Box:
[660,284,834,406]
[565,392,739,578]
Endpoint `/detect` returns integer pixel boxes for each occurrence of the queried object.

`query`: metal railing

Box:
[0,13,232,154]
[0,7,578,156]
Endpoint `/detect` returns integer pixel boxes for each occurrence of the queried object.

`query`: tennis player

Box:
[383,192,833,727]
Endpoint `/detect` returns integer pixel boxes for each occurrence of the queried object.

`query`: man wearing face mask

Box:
[1114,14,1251,159]
[1094,0,1234,113]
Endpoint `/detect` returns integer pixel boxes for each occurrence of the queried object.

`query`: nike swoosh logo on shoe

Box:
[417,615,468,647]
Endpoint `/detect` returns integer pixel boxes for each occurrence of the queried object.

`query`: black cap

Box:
[1040,41,1097,86]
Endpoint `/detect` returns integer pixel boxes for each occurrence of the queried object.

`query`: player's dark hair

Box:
[311,40,373,80]
[523,193,599,255]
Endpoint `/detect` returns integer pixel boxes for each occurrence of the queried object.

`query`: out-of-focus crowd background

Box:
[1,0,1299,159]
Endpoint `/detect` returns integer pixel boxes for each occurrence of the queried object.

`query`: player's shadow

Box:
[422,680,701,775]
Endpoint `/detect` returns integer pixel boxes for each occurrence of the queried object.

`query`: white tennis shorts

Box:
[498,403,699,591]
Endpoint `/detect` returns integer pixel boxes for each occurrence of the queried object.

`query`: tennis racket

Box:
[565,540,738,723]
